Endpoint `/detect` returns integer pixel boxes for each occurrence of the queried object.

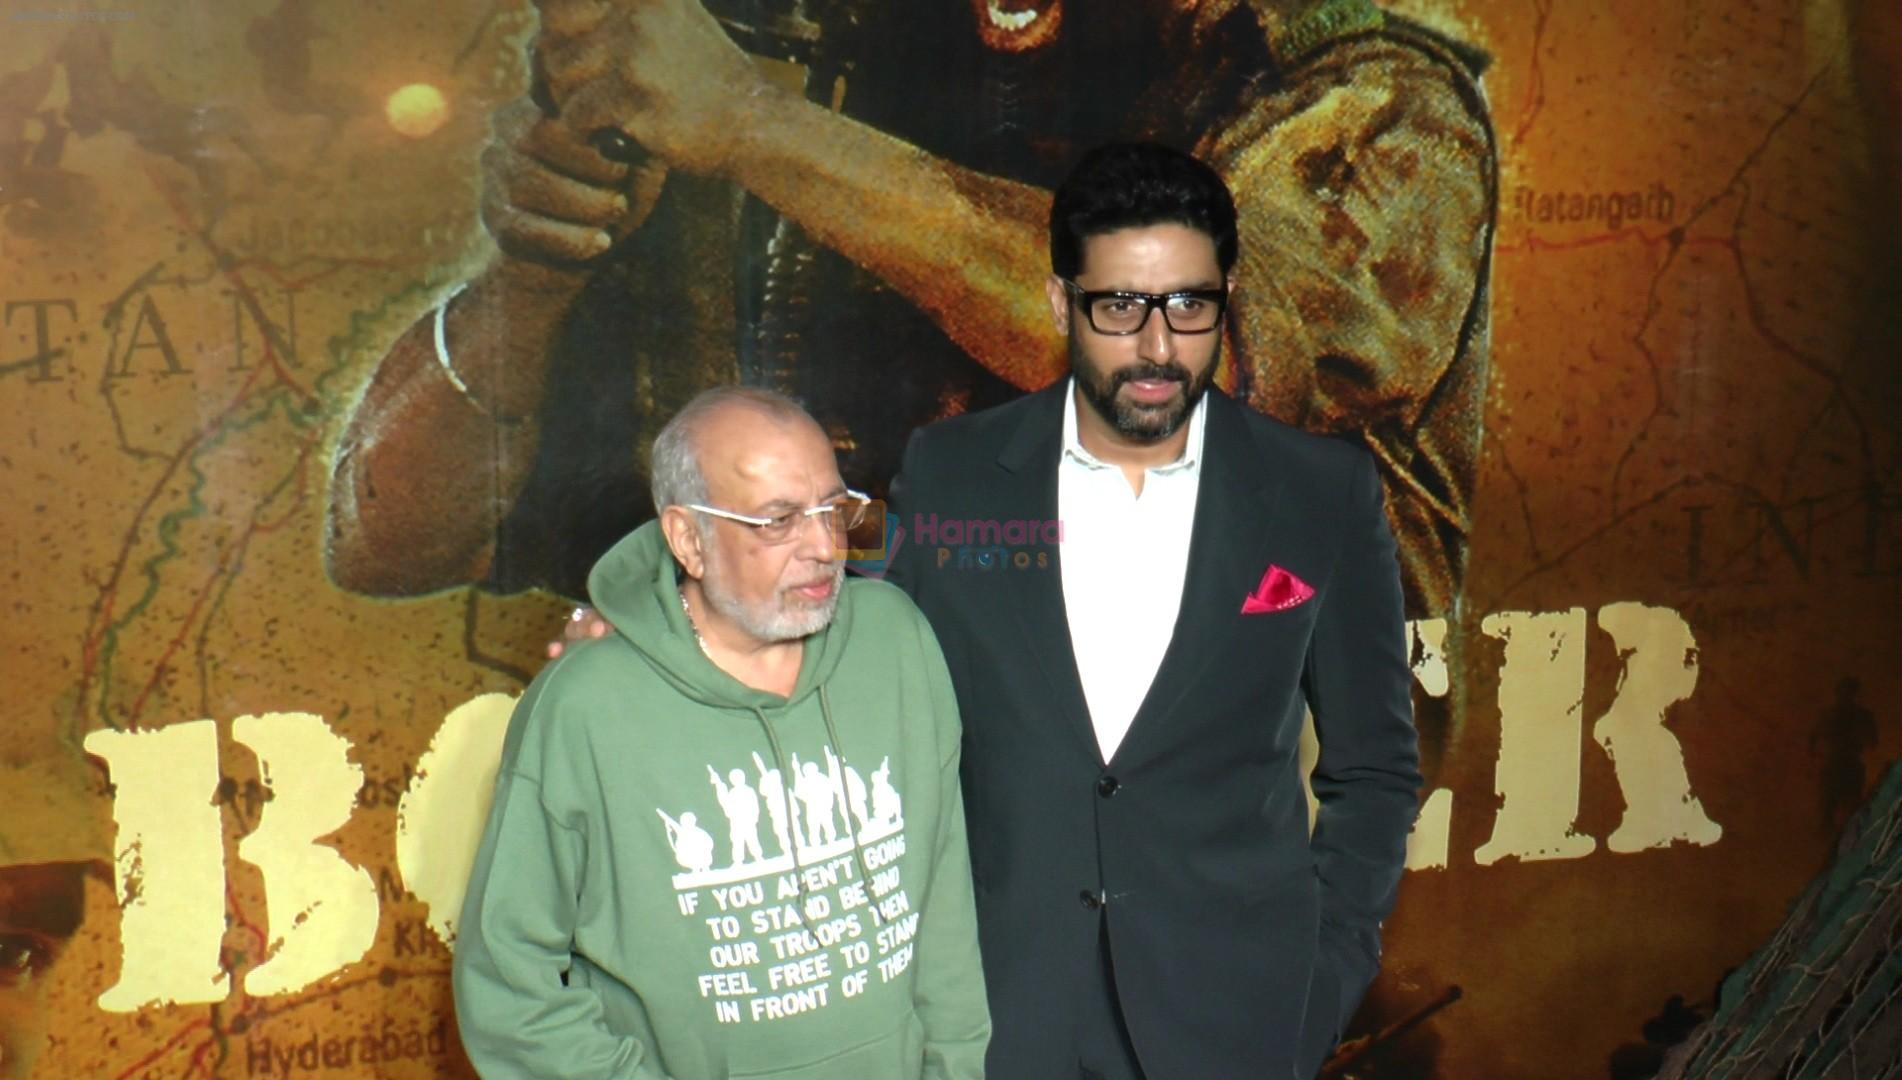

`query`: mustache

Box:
[1110,362,1191,388]
[784,564,846,593]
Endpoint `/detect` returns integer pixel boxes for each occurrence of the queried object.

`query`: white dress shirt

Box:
[1058,380,1208,762]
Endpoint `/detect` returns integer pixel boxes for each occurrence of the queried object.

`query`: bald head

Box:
[652,387,848,650]
[649,387,823,515]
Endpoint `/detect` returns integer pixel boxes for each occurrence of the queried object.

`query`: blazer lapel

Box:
[995,384,1100,761]
[1111,391,1290,767]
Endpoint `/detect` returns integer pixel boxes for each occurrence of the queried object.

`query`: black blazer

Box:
[885,383,1421,1079]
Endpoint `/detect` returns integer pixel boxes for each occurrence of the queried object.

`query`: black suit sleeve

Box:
[883,428,930,597]
[1298,447,1423,1067]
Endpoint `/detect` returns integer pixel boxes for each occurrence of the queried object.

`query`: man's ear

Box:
[660,506,706,579]
[1045,274,1072,334]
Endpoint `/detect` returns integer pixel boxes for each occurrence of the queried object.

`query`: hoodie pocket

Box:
[727,1013,923,1079]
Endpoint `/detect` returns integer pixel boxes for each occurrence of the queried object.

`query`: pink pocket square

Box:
[1241,564,1314,614]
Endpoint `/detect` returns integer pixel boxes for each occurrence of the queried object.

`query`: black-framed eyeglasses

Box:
[1061,279,1228,335]
[687,489,873,544]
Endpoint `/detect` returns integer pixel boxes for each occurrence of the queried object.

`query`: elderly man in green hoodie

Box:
[453,386,990,1078]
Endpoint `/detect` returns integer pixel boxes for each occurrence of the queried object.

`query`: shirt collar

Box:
[1061,377,1209,475]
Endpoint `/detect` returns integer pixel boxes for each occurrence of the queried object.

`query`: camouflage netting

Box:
[1656,761,1902,1078]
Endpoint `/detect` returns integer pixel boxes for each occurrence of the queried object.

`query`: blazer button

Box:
[1097,776,1120,798]
[1078,890,1103,910]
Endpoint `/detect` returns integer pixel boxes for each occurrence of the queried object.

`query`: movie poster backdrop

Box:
[2,1,1897,1076]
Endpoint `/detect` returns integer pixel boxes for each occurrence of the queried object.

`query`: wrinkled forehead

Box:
[696,409,843,511]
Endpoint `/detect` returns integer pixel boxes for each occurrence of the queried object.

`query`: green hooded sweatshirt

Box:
[453,522,990,1079]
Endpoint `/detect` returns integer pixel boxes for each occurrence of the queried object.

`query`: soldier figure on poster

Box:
[326,0,1495,621]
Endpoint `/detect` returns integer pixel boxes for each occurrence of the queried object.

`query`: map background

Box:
[1,0,1897,1076]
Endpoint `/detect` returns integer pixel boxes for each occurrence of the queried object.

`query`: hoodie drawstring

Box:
[819,685,878,895]
[751,704,805,896]
[749,687,878,947]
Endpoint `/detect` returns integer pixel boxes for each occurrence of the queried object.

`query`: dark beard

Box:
[1068,326,1218,444]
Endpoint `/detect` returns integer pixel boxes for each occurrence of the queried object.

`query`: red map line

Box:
[111,1016,212,1080]
[141,164,319,407]
[78,364,273,725]
[78,163,338,727]
[117,967,456,1078]
[218,253,404,293]
[1510,0,1554,147]
[119,423,325,728]
[227,880,268,960]
[1484,54,1865,605]
[185,1031,222,1077]
[1495,225,1737,258]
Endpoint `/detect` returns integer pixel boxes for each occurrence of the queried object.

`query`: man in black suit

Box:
[885,143,1421,1079]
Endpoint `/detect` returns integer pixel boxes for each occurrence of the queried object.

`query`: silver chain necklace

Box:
[678,586,711,657]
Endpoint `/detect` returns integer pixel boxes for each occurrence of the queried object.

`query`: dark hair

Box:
[1048,142,1239,280]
